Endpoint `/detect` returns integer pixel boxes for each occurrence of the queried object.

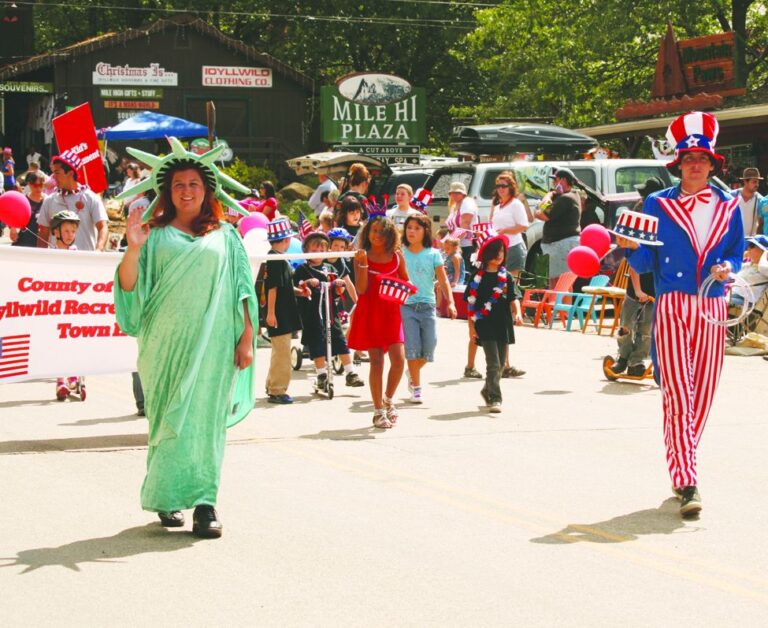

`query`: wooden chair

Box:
[549,274,610,331]
[521,271,577,327]
[582,258,630,335]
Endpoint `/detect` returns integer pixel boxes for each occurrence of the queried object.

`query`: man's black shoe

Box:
[679,486,702,517]
[158,511,184,527]
[627,364,646,377]
[193,505,223,538]
[612,358,628,373]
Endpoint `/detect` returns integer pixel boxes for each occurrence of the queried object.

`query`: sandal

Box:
[372,408,392,429]
[383,396,399,425]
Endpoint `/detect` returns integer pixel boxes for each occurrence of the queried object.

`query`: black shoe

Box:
[136,407,146,417]
[345,372,364,387]
[679,486,702,517]
[192,505,223,538]
[612,358,628,374]
[501,366,526,378]
[627,364,646,377]
[315,372,328,391]
[268,394,294,404]
[158,511,184,527]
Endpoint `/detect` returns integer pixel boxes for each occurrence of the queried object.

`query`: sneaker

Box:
[267,394,294,404]
[315,372,328,391]
[464,366,483,379]
[488,401,502,413]
[671,486,684,500]
[345,372,364,387]
[627,364,646,377]
[612,358,628,374]
[410,386,423,404]
[501,366,526,378]
[679,486,702,517]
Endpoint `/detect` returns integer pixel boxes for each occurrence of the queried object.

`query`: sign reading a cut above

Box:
[92,63,178,86]
[202,66,272,88]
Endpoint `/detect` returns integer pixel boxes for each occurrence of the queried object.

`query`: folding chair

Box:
[549,274,610,330]
[521,271,577,327]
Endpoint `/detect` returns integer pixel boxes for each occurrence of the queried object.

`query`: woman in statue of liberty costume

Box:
[114,137,257,538]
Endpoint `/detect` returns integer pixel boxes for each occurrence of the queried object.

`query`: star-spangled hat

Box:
[52,149,83,175]
[267,217,296,242]
[472,222,493,245]
[410,188,433,213]
[664,111,725,177]
[378,276,418,305]
[475,229,510,263]
[115,136,250,223]
[609,209,663,246]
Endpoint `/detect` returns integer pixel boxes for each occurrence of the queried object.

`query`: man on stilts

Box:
[618,111,744,517]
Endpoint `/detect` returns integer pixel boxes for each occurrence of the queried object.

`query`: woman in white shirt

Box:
[445,181,478,282]
[489,171,529,278]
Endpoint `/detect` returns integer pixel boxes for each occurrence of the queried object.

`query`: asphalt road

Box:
[1,316,767,627]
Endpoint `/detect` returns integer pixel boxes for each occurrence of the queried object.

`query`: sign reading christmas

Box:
[321,73,426,144]
[92,62,178,86]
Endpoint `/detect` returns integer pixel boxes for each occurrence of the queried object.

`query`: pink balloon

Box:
[0,191,31,229]
[567,245,601,278]
[579,224,611,258]
[238,211,270,236]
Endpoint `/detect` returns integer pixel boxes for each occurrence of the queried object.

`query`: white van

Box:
[423,159,675,266]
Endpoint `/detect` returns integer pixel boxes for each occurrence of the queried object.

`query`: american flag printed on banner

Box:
[298,210,313,240]
[0,334,31,379]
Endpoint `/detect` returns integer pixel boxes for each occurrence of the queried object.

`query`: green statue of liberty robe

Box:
[114,222,257,512]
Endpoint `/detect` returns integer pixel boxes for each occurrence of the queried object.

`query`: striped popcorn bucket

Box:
[378,277,418,305]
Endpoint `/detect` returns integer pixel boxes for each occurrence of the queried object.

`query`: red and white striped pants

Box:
[654,292,726,489]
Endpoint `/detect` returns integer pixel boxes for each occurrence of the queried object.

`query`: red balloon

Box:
[238,211,270,236]
[0,191,31,229]
[579,224,611,258]
[567,245,601,278]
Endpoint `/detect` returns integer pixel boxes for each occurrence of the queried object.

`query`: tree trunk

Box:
[731,0,752,86]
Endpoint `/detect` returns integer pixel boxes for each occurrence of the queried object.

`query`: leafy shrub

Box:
[221,158,277,191]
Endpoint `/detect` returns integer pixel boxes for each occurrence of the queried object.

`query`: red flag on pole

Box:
[52,103,108,194]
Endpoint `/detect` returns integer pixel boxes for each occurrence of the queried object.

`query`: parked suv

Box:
[422,159,675,268]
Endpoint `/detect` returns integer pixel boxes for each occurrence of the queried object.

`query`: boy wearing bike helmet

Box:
[50,209,80,250]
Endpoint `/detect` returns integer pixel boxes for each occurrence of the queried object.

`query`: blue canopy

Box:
[97,111,209,140]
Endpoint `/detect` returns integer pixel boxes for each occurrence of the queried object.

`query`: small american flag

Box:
[298,210,314,240]
[0,334,31,380]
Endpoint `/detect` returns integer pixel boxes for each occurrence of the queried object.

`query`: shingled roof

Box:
[0,15,314,91]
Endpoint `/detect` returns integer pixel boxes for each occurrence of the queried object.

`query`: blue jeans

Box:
[401,302,437,361]
[617,296,653,366]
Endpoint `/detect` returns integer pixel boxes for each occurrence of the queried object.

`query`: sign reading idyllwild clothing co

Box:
[202,66,272,88]
[92,63,178,86]
[321,73,426,144]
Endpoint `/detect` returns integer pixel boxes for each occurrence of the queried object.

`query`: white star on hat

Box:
[685,136,700,148]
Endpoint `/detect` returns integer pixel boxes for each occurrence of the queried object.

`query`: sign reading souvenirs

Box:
[321,73,426,144]
[0,81,54,94]
[103,101,160,110]
[100,88,164,99]
[333,144,420,165]
[202,66,272,88]
[92,63,178,86]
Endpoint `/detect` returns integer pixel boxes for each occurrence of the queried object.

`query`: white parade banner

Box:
[0,247,136,383]
[0,246,358,384]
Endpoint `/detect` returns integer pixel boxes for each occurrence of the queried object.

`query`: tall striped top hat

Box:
[267,217,296,242]
[379,276,418,304]
[665,111,725,177]
[410,188,433,213]
[52,149,83,174]
[609,209,663,246]
[472,222,493,244]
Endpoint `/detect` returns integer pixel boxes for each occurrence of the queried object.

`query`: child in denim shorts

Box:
[401,214,457,403]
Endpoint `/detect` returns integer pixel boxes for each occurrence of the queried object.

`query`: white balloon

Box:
[242,228,270,276]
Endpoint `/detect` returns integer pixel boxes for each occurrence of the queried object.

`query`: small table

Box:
[581,286,627,336]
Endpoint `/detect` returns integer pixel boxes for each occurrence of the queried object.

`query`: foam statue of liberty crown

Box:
[116,136,251,222]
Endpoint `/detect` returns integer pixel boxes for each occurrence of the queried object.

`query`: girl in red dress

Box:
[348,215,410,428]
